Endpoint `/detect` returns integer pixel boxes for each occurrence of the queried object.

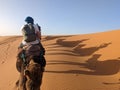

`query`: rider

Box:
[17,16,46,72]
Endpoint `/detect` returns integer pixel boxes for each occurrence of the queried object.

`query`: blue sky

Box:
[0,0,120,35]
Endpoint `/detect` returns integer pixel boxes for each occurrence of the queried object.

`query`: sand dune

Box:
[0,30,120,90]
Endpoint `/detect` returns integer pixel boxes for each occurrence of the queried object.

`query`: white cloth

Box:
[21,24,40,45]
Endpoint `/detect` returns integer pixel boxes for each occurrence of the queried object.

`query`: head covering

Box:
[25,16,34,24]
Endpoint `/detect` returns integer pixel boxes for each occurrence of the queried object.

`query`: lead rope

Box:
[21,52,27,67]
[21,51,29,77]
[21,53,26,63]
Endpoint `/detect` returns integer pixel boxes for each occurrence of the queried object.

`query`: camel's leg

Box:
[18,64,26,90]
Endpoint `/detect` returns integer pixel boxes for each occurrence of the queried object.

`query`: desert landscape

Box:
[0,30,120,90]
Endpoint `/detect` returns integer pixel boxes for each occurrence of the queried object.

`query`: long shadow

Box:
[72,42,112,56]
[102,82,120,85]
[85,54,120,75]
[47,42,112,56]
[46,38,88,55]
[55,38,89,47]
[46,44,86,49]
[46,43,86,56]
[45,38,88,47]
[42,36,71,42]
[46,54,120,75]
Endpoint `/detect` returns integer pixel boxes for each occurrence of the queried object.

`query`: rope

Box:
[21,53,27,66]
[21,53,26,62]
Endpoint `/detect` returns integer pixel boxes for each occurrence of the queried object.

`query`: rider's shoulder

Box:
[33,24,40,32]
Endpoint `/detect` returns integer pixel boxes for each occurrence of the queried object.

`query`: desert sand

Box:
[0,30,120,90]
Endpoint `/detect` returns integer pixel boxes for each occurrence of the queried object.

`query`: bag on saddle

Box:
[22,23,36,42]
[25,44,41,57]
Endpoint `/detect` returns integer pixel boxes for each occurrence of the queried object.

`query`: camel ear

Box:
[25,70,30,76]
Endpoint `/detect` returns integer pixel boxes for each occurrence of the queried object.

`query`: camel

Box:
[16,44,44,90]
[16,56,43,90]
[25,58,43,90]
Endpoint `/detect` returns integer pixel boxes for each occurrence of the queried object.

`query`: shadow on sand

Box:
[45,38,119,75]
[46,54,120,75]
[47,38,111,56]
[42,36,71,42]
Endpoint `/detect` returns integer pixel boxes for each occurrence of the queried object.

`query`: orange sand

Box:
[0,30,120,90]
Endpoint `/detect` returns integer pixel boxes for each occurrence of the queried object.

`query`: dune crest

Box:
[0,30,120,90]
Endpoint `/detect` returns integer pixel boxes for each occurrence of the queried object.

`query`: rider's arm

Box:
[34,24,41,40]
[36,24,42,40]
[37,31,41,40]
